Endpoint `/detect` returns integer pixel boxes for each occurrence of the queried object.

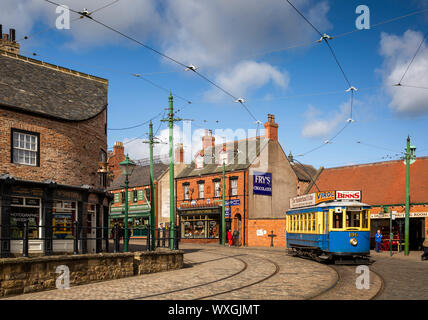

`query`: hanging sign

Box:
[290,193,316,209]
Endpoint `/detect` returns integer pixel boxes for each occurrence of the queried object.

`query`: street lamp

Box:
[119,154,136,252]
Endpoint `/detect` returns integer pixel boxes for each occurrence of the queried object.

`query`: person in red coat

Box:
[227,229,233,247]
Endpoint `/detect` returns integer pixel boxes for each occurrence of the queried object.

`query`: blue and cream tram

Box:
[286,191,371,264]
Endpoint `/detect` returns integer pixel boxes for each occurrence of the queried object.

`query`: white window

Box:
[214,181,221,197]
[184,185,190,200]
[230,179,238,196]
[198,183,204,199]
[12,130,38,166]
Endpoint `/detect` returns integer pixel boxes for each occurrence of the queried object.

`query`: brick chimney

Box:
[175,143,184,163]
[202,129,215,150]
[264,114,278,141]
[0,26,20,55]
[108,141,126,180]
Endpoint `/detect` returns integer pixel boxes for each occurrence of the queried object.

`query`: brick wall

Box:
[0,108,107,188]
[247,219,287,247]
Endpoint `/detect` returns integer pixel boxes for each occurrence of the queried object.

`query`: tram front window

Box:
[346,210,361,229]
[333,212,343,228]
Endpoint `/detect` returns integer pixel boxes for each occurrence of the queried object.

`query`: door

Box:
[87,205,96,253]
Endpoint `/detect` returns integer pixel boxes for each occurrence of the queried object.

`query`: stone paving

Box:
[3,244,337,300]
[370,250,428,300]
[4,244,425,300]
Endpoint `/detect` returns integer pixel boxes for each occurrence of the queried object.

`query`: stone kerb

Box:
[0,250,184,297]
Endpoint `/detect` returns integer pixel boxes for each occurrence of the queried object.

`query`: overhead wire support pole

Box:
[405,136,410,256]
[143,121,161,251]
[161,94,182,249]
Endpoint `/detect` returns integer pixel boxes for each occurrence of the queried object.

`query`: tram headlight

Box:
[350,238,358,246]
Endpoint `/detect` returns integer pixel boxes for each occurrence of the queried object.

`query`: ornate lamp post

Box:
[119,154,136,252]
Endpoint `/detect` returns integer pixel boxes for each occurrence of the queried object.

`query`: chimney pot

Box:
[0,25,2,39]
[264,114,278,141]
[9,28,15,42]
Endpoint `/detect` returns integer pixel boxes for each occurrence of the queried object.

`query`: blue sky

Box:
[2,0,428,168]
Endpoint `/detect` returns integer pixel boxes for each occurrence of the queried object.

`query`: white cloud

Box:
[379,30,428,116]
[301,101,351,139]
[205,60,289,101]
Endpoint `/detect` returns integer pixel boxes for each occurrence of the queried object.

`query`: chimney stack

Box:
[202,129,215,150]
[0,25,20,54]
[175,143,184,163]
[264,114,278,141]
[108,141,126,180]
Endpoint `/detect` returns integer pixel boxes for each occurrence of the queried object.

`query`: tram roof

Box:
[286,200,370,214]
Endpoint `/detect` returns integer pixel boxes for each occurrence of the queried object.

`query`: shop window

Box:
[181,214,219,239]
[11,129,39,166]
[52,201,76,239]
[10,197,41,239]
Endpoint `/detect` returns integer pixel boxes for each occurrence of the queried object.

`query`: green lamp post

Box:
[119,154,136,252]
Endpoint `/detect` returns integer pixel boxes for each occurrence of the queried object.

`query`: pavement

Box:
[370,249,428,300]
[2,243,427,300]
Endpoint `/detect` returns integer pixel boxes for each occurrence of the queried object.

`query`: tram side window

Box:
[333,211,343,229]
[312,213,316,232]
[361,210,369,229]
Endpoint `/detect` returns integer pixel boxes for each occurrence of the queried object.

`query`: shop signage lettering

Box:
[253,172,272,196]
[316,191,335,204]
[225,207,231,218]
[225,199,240,206]
[290,193,316,209]
[336,191,361,200]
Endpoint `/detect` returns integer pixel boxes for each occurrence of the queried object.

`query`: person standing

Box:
[227,229,233,247]
[233,229,239,247]
[375,229,383,253]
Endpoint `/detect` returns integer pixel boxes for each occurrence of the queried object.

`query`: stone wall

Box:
[0,250,183,297]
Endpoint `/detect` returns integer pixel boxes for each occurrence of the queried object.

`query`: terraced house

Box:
[175,115,319,247]
[0,27,111,257]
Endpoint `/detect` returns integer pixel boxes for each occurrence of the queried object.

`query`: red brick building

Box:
[307,157,428,250]
[175,115,318,247]
[0,30,110,256]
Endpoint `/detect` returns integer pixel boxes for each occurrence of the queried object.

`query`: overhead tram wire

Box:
[397,30,428,85]
[41,0,261,123]
[107,111,164,131]
[244,7,428,60]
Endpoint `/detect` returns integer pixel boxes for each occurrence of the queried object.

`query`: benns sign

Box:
[336,191,361,200]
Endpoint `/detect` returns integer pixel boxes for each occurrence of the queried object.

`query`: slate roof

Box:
[307,157,428,205]
[176,137,269,178]
[290,162,318,182]
[0,50,108,121]
[108,163,169,190]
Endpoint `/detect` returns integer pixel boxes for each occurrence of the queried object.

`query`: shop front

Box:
[109,203,151,238]
[178,207,222,243]
[0,178,110,257]
[371,211,427,251]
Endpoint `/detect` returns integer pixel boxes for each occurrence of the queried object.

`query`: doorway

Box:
[87,205,96,253]
[234,214,242,246]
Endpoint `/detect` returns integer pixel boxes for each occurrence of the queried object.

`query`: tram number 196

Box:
[349,233,358,237]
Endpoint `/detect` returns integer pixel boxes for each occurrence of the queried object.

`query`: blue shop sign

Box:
[225,207,231,218]
[253,172,272,196]
[225,199,240,206]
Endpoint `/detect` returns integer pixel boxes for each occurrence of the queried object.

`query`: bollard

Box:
[73,221,79,255]
[22,220,29,257]
[114,224,120,253]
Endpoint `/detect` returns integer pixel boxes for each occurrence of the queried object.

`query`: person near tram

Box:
[375,229,383,253]
[227,229,233,247]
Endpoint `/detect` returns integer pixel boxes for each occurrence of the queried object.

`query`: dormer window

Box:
[195,154,204,169]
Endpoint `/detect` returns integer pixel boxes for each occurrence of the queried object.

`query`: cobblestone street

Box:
[2,243,427,300]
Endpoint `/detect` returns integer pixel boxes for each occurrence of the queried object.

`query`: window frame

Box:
[11,128,40,167]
